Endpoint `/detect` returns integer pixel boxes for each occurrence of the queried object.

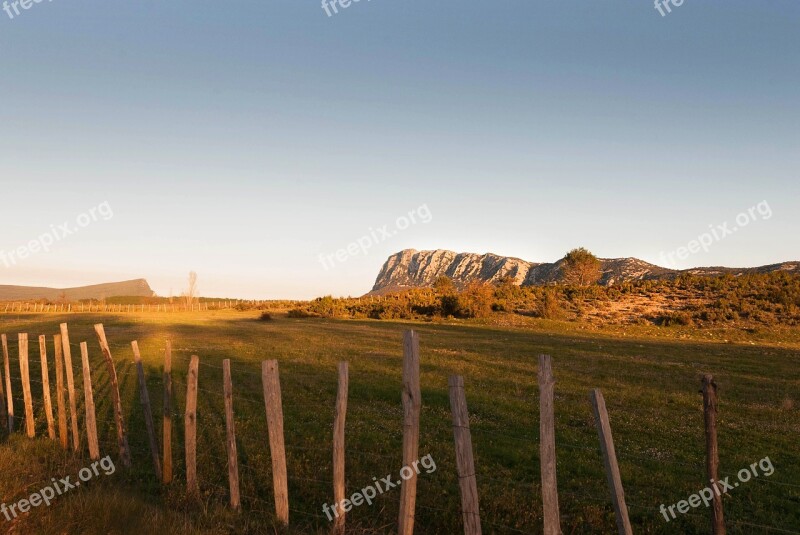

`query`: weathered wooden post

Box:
[399,330,421,535]
[54,335,68,449]
[0,338,6,432]
[538,354,561,535]
[39,335,56,440]
[94,324,131,467]
[262,360,289,525]
[80,342,100,460]
[19,334,35,438]
[223,359,241,511]
[590,389,632,535]
[2,334,13,431]
[449,375,482,535]
[60,324,81,451]
[702,375,725,535]
[185,355,200,497]
[333,361,349,534]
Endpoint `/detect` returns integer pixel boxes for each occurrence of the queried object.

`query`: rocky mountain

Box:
[370,249,799,294]
[0,279,155,301]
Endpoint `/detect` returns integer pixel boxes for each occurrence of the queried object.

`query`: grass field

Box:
[0,311,797,534]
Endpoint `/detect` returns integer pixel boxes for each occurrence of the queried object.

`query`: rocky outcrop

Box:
[371,250,537,293]
[370,249,799,294]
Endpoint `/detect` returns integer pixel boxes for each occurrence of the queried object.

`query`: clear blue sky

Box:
[1,1,798,299]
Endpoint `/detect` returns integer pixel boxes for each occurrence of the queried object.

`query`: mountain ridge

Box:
[0,279,155,301]
[370,249,800,294]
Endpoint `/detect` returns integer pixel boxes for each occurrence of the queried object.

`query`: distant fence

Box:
[0,324,796,534]
[0,301,271,313]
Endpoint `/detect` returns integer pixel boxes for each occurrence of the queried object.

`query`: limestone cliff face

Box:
[371,249,536,293]
[370,249,799,294]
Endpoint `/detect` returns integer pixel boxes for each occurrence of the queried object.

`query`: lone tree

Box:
[559,248,602,286]
[184,271,198,307]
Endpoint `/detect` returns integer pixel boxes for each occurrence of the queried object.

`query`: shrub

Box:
[258,311,273,321]
[656,311,693,327]
[287,308,314,318]
[537,288,563,319]
[457,282,494,318]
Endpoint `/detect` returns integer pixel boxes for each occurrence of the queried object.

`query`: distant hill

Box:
[0,279,155,301]
[370,249,800,294]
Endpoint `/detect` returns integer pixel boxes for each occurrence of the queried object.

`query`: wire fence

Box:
[0,327,797,534]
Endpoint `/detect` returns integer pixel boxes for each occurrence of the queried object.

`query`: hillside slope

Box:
[0,279,155,301]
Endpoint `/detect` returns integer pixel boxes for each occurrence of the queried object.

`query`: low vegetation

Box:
[290,272,800,331]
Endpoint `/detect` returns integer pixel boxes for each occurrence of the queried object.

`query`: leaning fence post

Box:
[54,335,68,449]
[39,335,56,440]
[185,355,200,497]
[19,334,35,438]
[80,342,100,460]
[60,324,81,451]
[333,361,349,534]
[399,330,421,535]
[262,360,289,525]
[449,375,482,535]
[163,340,173,484]
[94,323,131,467]
[132,341,162,480]
[223,359,241,511]
[2,334,13,431]
[538,354,561,535]
[0,336,6,432]
[590,389,632,535]
[702,375,725,535]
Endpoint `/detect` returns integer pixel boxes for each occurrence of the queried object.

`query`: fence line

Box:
[0,323,796,535]
[0,300,288,314]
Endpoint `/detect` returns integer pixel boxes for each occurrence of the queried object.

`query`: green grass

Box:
[0,311,797,534]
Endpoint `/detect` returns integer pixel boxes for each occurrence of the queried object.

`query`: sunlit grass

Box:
[0,311,797,533]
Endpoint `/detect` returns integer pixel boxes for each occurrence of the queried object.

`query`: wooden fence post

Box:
[2,334,13,431]
[399,330,421,535]
[39,335,56,440]
[19,334,35,438]
[223,359,241,511]
[185,355,200,497]
[132,341,162,480]
[163,340,173,484]
[80,342,100,460]
[0,344,5,432]
[54,335,68,449]
[333,362,349,534]
[262,360,289,525]
[590,389,632,535]
[449,375,482,535]
[538,354,561,535]
[94,324,131,467]
[60,324,81,451]
[702,375,725,535]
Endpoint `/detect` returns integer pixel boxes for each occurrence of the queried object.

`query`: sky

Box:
[0,1,798,299]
